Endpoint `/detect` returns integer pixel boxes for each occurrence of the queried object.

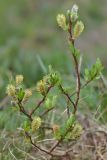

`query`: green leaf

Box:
[85,69,90,81]
[65,123,83,140]
[74,48,80,59]
[84,58,103,81]
[48,69,61,86]
[66,114,76,129]
[17,88,25,101]
[45,96,57,109]
[60,114,76,137]
[23,120,31,132]
[69,43,80,58]
[69,43,75,54]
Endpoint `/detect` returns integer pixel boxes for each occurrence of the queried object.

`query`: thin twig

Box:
[70,72,99,97]
[49,140,61,153]
[68,15,81,114]
[30,85,53,116]
[40,107,54,117]
[25,132,53,157]
[67,99,70,118]
[59,84,76,113]
[18,102,32,121]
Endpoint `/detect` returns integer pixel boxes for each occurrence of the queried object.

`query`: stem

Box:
[67,99,70,118]
[59,84,76,113]
[30,85,53,116]
[70,74,98,97]
[73,55,81,112]
[18,102,32,121]
[25,132,53,156]
[40,107,54,117]
[49,15,82,154]
[49,140,61,153]
[68,16,81,114]
[49,121,75,153]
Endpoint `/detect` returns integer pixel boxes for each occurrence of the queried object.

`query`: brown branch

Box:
[59,84,76,114]
[40,107,54,117]
[18,102,32,121]
[73,54,81,112]
[67,99,70,118]
[30,85,53,116]
[70,74,98,97]
[30,96,46,116]
[49,14,81,154]
[49,122,75,153]
[25,132,53,156]
[68,16,81,114]
[49,140,61,153]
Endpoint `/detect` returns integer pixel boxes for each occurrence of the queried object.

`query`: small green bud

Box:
[84,58,103,81]
[48,72,61,86]
[59,114,76,138]
[45,96,57,109]
[71,13,78,22]
[66,114,76,129]
[45,98,51,109]
[69,43,80,58]
[17,88,25,101]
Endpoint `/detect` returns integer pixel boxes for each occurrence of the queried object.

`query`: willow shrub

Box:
[6,4,103,159]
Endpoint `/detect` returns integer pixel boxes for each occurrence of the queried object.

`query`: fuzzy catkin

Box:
[31,117,42,132]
